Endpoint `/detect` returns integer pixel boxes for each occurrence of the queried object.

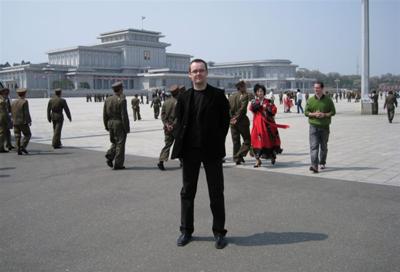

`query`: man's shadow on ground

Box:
[194,231,328,246]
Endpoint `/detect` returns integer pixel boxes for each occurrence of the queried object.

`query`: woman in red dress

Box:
[250,84,284,167]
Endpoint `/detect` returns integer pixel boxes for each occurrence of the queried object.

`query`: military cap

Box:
[16,88,28,93]
[235,80,246,88]
[112,81,123,89]
[0,88,8,93]
[169,84,180,93]
[54,88,62,93]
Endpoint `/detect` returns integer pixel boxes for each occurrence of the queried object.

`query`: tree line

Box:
[296,69,400,91]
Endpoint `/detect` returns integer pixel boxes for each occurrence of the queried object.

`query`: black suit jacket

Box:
[171,84,230,160]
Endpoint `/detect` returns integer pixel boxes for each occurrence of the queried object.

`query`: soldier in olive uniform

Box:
[0,88,10,152]
[370,90,379,115]
[157,85,184,170]
[103,82,130,170]
[2,88,14,150]
[151,95,162,119]
[47,88,72,148]
[229,81,251,165]
[384,90,398,123]
[11,88,32,155]
[131,94,141,121]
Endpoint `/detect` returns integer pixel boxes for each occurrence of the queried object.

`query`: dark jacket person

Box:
[171,59,230,250]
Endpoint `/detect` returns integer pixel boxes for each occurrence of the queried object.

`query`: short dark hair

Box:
[189,58,208,72]
[314,81,324,89]
[253,83,266,95]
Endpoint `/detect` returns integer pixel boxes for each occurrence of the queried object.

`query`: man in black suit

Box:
[171,59,230,249]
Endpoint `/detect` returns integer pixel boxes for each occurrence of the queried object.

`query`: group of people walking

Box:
[0,87,72,154]
[0,88,32,154]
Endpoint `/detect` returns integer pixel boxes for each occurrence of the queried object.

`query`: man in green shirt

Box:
[304,81,336,173]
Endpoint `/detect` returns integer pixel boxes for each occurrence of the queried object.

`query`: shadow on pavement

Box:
[321,166,378,172]
[0,167,16,171]
[0,175,11,178]
[230,231,328,246]
[280,152,309,156]
[26,151,73,156]
[193,231,328,246]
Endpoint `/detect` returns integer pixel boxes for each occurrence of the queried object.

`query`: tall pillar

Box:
[361,0,372,114]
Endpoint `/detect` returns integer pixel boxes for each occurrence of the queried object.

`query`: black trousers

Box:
[180,153,227,237]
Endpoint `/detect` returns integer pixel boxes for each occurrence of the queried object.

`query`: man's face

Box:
[239,85,246,93]
[189,62,208,85]
[314,83,323,97]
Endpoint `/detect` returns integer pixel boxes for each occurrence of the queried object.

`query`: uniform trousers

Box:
[230,118,250,162]
[52,120,63,147]
[133,109,141,121]
[106,120,127,168]
[14,124,31,150]
[159,132,174,161]
[387,107,395,123]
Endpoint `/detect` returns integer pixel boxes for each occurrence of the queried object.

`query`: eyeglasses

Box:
[190,69,206,74]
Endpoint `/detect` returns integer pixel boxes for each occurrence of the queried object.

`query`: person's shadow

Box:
[230,231,328,246]
[195,231,328,247]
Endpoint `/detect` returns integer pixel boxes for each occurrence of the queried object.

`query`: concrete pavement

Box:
[25,95,400,186]
[1,142,399,272]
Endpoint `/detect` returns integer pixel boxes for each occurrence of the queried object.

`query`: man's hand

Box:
[230,117,237,125]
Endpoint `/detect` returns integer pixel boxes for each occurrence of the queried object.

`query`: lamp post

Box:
[334,79,340,94]
[361,0,372,114]
[42,65,55,98]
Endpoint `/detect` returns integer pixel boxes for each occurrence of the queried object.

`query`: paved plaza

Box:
[1,95,400,271]
[27,95,400,186]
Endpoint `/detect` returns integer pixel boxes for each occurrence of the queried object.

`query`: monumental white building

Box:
[209,59,313,91]
[0,28,313,96]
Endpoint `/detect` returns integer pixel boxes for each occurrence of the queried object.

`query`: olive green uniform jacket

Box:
[11,97,32,150]
[228,92,251,161]
[47,96,72,147]
[159,96,178,161]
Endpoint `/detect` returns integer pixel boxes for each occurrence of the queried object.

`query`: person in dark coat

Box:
[171,59,230,249]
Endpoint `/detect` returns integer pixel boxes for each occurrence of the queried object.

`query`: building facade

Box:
[209,59,314,91]
[0,28,312,96]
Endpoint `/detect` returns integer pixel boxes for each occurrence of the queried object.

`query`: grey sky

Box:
[0,0,399,76]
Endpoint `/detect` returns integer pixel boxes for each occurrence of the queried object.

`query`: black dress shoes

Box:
[105,155,113,168]
[215,235,227,249]
[21,148,29,154]
[7,145,15,150]
[177,233,192,247]
[157,161,165,171]
[113,166,125,170]
[0,149,9,153]
[106,159,113,168]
